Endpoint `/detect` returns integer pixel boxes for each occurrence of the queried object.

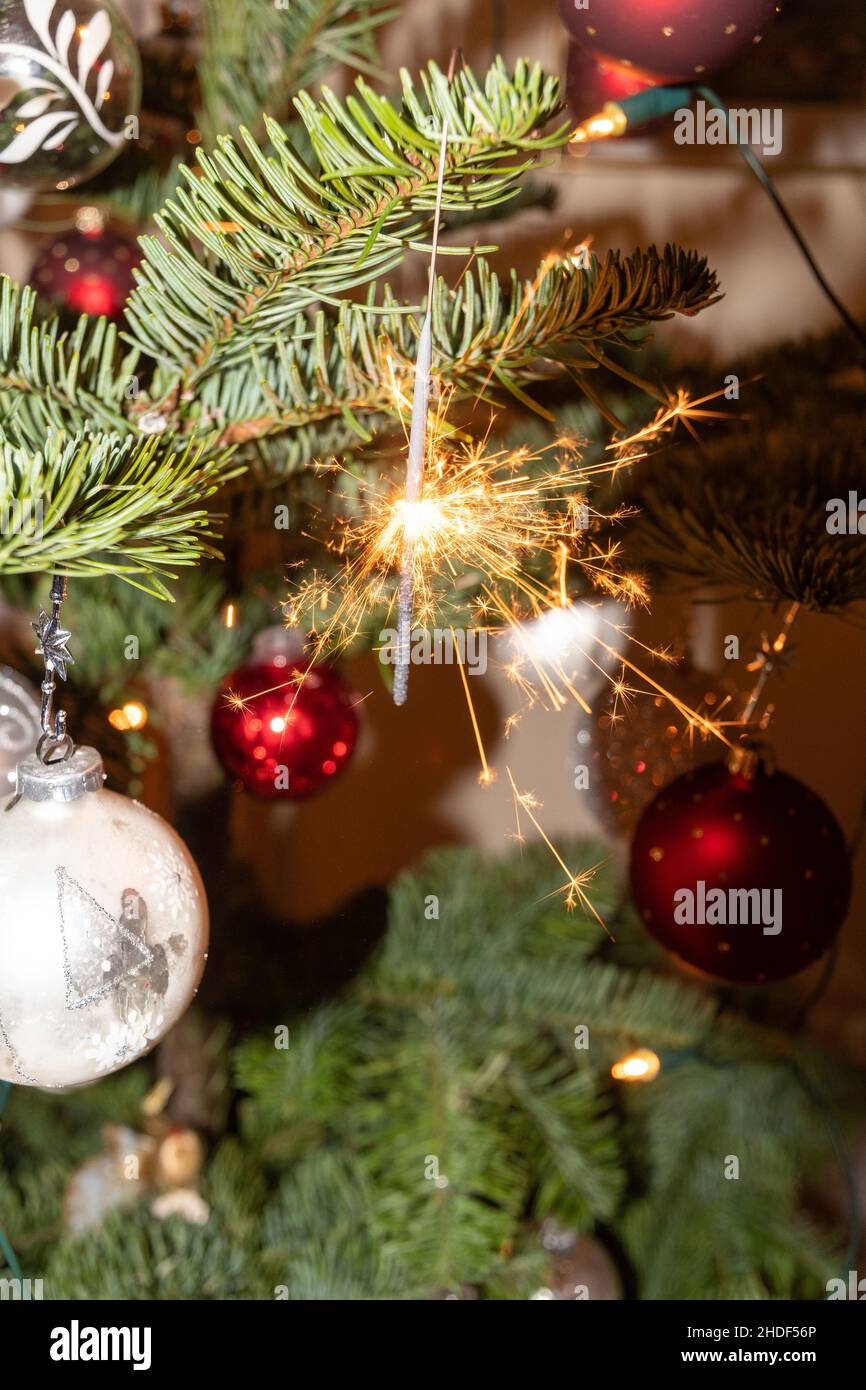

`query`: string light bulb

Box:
[611,1047,661,1083]
[107,700,148,732]
[570,102,629,145]
[569,85,696,147]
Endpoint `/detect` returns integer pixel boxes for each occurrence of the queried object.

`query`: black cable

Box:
[698,85,866,356]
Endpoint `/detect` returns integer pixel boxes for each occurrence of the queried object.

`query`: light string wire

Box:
[697,85,866,356]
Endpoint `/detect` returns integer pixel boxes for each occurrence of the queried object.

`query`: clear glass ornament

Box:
[0,746,208,1088]
[0,0,141,191]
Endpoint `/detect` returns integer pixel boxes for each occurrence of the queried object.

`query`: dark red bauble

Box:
[29,224,141,322]
[630,758,851,984]
[211,656,359,801]
[566,43,654,130]
[558,1,781,83]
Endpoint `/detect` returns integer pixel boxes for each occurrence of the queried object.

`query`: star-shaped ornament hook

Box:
[33,607,75,681]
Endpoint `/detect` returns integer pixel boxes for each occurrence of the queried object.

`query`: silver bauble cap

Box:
[15,746,105,803]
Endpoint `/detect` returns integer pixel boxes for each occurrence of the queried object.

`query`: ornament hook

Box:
[33,574,75,765]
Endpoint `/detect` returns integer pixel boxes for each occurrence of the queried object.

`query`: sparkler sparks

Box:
[285,423,641,678]
[226,268,746,932]
[272,373,752,923]
[506,768,611,931]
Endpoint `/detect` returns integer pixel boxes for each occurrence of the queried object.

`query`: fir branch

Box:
[198,0,395,145]
[261,1151,402,1299]
[0,280,139,448]
[45,1207,261,1300]
[6,840,862,1300]
[0,427,237,593]
[506,1061,624,1226]
[619,1061,842,1299]
[125,59,566,402]
[615,331,866,612]
[179,247,720,454]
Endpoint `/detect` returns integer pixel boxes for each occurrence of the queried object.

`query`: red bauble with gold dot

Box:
[629,754,851,984]
[28,213,140,322]
[211,634,359,801]
[558,1,781,83]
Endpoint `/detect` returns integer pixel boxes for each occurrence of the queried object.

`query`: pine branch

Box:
[125,59,566,403]
[0,280,139,448]
[175,246,719,455]
[0,426,237,593]
[198,0,395,146]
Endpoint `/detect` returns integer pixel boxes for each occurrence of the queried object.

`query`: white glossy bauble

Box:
[0,748,208,1088]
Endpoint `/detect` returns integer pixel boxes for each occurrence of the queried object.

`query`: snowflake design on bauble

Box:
[144,839,198,924]
[83,1007,165,1073]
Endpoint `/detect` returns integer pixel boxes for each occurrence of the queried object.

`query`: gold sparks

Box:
[453,627,494,786]
[506,768,611,931]
[609,385,737,458]
[286,423,635,665]
[259,335,746,931]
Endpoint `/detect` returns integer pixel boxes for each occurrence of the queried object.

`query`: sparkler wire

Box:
[393,50,459,706]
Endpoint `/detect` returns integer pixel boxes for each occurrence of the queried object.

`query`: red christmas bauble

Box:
[211,648,359,801]
[629,756,851,983]
[28,220,140,322]
[558,1,781,83]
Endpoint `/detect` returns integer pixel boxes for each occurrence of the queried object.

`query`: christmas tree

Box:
[0,0,864,1310]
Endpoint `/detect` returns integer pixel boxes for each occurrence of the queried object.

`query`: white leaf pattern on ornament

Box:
[54,7,74,65]
[0,109,75,161]
[76,7,109,87]
[23,0,59,60]
[0,1,124,164]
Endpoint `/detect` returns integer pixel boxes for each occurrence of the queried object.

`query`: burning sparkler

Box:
[231,224,746,922]
[392,48,458,707]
